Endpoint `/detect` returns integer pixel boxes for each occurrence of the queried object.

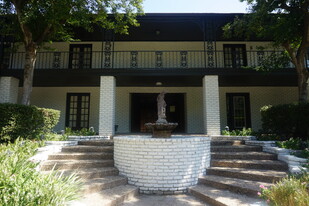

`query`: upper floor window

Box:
[69,44,92,69]
[224,44,247,68]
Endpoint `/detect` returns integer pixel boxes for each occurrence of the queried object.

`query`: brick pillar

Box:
[99,76,116,137]
[0,77,19,103]
[203,75,220,135]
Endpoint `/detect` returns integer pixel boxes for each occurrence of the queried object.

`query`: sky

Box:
[142,0,249,13]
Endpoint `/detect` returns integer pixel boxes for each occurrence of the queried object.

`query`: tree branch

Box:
[35,24,53,45]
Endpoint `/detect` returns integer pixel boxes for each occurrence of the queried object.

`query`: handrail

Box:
[3,50,307,70]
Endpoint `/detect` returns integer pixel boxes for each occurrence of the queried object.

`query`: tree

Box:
[0,0,143,105]
[223,0,309,102]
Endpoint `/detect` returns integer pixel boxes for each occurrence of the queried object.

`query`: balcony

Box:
[3,50,306,71]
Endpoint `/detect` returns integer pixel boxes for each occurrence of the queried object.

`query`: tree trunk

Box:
[21,43,37,105]
[295,62,309,103]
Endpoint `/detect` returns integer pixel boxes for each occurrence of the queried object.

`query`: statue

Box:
[156,91,167,123]
[145,91,178,138]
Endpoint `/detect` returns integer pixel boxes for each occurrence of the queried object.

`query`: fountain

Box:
[113,91,211,194]
[144,91,178,138]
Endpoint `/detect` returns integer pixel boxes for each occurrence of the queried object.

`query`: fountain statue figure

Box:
[145,91,178,138]
[156,91,167,123]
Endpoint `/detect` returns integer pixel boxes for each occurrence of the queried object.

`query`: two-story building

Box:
[0,13,306,136]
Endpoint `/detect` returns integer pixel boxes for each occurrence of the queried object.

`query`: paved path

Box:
[123,194,210,206]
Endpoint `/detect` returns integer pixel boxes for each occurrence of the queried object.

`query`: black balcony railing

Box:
[2,50,308,70]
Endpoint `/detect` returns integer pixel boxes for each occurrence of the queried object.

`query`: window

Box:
[66,93,90,130]
[224,44,247,68]
[69,44,92,69]
[0,41,12,68]
[226,93,251,130]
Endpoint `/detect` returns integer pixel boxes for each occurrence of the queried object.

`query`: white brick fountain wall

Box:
[114,135,211,194]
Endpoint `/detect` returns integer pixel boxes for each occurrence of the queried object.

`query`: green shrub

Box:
[0,103,60,142]
[261,103,309,140]
[222,128,254,136]
[42,132,68,141]
[258,172,309,206]
[65,127,96,136]
[276,138,305,150]
[0,139,80,206]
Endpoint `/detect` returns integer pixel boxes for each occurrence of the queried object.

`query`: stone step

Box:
[68,185,138,206]
[82,176,128,194]
[211,152,277,160]
[211,145,262,152]
[211,159,288,171]
[61,145,114,153]
[78,140,114,146]
[198,175,273,197]
[189,184,266,206]
[211,140,244,146]
[48,152,113,160]
[46,167,119,180]
[40,160,114,171]
[207,167,287,183]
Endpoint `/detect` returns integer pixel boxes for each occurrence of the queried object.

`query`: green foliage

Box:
[0,0,144,44]
[42,132,68,141]
[0,139,81,206]
[222,128,253,136]
[276,138,307,150]
[258,171,309,206]
[0,103,60,143]
[243,50,291,72]
[223,0,309,103]
[260,103,309,140]
[65,127,96,136]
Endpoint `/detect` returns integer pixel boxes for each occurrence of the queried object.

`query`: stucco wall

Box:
[26,87,100,132]
[219,87,298,131]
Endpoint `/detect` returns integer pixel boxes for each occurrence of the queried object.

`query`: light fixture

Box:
[156,82,163,86]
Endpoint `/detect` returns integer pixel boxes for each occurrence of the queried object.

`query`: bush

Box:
[261,103,309,140]
[258,171,309,206]
[0,103,60,142]
[65,127,96,136]
[0,139,80,206]
[221,127,254,136]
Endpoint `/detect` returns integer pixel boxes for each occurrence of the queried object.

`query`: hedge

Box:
[261,103,309,140]
[0,103,60,142]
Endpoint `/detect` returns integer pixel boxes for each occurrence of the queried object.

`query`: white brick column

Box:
[0,77,19,103]
[203,75,220,135]
[99,76,116,137]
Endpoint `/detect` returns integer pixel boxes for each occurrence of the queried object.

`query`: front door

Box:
[65,93,90,130]
[226,93,251,130]
[131,93,185,133]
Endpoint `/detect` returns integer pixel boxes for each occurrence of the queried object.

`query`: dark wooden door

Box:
[66,93,90,130]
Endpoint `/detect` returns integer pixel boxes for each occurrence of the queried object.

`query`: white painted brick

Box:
[114,135,211,194]
[0,77,19,103]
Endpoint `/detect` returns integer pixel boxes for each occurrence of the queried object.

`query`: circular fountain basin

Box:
[114,135,211,194]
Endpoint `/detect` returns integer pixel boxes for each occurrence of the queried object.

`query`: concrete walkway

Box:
[122,194,210,206]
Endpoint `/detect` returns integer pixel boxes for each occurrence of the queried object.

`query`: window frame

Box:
[69,44,92,69]
[223,44,247,68]
[226,93,251,130]
[65,93,90,130]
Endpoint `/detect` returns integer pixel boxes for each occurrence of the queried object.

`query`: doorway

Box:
[131,93,185,133]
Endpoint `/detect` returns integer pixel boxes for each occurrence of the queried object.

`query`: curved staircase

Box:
[41,140,138,206]
[189,140,289,206]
